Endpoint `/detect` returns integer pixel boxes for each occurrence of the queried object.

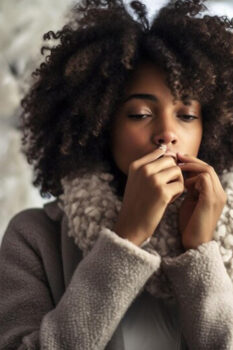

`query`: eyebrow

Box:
[122,93,158,104]
[122,93,194,107]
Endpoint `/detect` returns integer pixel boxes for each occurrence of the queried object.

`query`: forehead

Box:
[122,61,201,109]
[125,61,165,86]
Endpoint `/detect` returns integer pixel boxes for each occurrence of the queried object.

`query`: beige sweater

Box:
[0,200,233,349]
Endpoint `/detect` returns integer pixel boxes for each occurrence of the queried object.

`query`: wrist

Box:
[113,223,149,247]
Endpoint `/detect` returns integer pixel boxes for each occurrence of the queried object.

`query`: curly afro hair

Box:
[20,0,233,199]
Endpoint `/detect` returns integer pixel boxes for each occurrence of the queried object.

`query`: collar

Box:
[43,199,63,222]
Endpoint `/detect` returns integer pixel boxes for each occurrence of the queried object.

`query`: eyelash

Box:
[127,114,198,122]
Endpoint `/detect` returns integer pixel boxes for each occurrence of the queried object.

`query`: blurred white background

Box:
[0,0,233,243]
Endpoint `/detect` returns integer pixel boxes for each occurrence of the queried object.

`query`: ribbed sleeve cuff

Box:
[161,240,233,297]
[161,240,233,350]
[99,227,161,272]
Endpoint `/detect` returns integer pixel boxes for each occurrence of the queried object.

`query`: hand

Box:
[113,148,185,246]
[177,153,227,251]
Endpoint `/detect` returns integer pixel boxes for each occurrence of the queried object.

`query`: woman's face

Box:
[110,61,203,175]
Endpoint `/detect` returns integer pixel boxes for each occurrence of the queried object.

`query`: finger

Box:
[184,174,199,186]
[178,163,212,181]
[177,153,208,166]
[166,180,185,203]
[177,154,224,192]
[132,147,166,170]
[155,165,184,185]
[142,156,177,177]
[177,153,215,180]
[178,162,222,195]
[178,163,209,172]
[184,173,213,195]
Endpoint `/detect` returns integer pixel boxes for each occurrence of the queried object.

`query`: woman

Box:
[0,0,233,349]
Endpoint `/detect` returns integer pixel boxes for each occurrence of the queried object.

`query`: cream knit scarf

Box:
[58,164,233,299]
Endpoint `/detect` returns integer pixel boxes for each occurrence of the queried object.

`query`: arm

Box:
[161,240,233,350]
[0,215,161,350]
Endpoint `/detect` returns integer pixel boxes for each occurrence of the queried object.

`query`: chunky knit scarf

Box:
[58,164,233,299]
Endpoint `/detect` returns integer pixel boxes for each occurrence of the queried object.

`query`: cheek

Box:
[195,125,203,149]
[185,127,203,155]
[111,125,147,173]
[115,125,146,153]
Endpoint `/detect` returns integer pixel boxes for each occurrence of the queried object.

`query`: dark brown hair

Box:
[19,0,233,198]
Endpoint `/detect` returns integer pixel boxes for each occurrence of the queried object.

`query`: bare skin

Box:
[110,61,227,249]
[113,146,184,246]
[177,153,227,250]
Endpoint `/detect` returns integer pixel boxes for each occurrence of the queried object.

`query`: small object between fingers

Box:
[158,144,167,151]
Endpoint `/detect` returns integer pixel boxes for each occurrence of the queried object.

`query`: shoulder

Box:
[7,199,61,232]
[1,200,63,252]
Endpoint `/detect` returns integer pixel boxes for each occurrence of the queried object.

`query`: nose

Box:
[151,115,178,147]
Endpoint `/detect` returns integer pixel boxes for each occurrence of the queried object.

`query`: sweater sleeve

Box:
[161,240,233,350]
[0,216,161,350]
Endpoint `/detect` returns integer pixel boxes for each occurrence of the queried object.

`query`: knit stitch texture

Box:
[58,164,233,299]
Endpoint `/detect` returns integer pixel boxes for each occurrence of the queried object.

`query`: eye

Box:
[127,114,152,120]
[127,114,198,122]
[179,114,198,122]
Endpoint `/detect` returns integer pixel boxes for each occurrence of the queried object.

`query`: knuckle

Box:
[151,174,160,187]
[206,164,214,173]
[141,165,150,177]
[201,172,210,181]
[177,166,184,177]
[129,162,137,172]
